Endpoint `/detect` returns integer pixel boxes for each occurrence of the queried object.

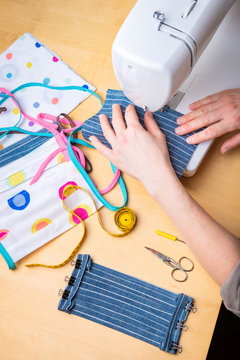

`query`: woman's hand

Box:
[89,104,177,195]
[175,89,240,153]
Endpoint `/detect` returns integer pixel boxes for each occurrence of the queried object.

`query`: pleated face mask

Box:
[58,254,196,354]
[0,140,103,269]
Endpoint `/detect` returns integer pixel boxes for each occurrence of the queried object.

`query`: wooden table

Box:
[0,1,239,359]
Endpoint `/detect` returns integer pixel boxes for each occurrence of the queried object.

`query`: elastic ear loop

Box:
[0,125,123,197]
[0,88,23,140]
[0,83,127,207]
[25,184,136,268]
[67,126,128,211]
[0,82,103,107]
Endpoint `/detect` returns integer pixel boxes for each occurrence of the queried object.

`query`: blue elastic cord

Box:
[67,126,127,211]
[0,94,23,140]
[0,83,127,210]
[0,125,128,210]
[0,243,16,269]
[0,82,103,106]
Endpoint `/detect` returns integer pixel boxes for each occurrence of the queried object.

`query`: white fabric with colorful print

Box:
[0,138,102,268]
[0,32,95,148]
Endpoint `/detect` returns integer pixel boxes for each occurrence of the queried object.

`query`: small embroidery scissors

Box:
[145,247,194,282]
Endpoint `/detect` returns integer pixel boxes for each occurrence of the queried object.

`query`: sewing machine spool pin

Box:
[153,11,166,31]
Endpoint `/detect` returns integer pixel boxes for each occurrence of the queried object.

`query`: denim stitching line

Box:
[75,292,168,332]
[82,273,175,308]
[78,287,170,324]
[74,302,165,339]
[63,254,89,311]
[90,263,177,300]
[73,309,162,347]
[165,295,185,351]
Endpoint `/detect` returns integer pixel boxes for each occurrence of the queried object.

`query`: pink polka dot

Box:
[52,97,59,105]
[52,56,59,62]
[6,53,13,60]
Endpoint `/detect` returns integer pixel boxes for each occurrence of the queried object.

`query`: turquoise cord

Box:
[0,83,127,210]
[67,126,127,211]
[0,243,16,269]
[0,94,23,140]
[0,82,103,106]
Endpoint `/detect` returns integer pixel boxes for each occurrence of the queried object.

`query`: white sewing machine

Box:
[112,0,240,176]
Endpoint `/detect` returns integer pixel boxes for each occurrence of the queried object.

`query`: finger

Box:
[186,121,233,144]
[175,110,223,135]
[99,113,116,146]
[144,111,163,137]
[125,104,142,128]
[89,135,114,162]
[177,102,221,125]
[188,92,224,111]
[112,104,126,135]
[221,132,240,154]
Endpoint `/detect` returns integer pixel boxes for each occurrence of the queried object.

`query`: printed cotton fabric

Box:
[0,140,102,269]
[58,254,194,354]
[82,89,198,177]
[0,32,95,151]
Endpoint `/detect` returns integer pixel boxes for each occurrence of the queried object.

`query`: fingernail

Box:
[222,147,230,154]
[89,136,93,141]
[177,117,184,125]
[146,111,153,117]
[186,137,193,144]
[99,114,104,120]
[175,127,183,135]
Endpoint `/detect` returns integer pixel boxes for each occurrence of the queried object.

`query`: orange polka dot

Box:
[52,97,59,105]
[6,53,13,60]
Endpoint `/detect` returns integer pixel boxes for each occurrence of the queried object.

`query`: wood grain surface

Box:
[0,1,239,360]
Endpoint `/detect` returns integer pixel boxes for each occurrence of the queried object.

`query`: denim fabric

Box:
[82,89,198,178]
[0,128,50,168]
[58,254,194,354]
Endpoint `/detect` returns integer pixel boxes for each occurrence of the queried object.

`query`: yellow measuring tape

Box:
[26,184,136,269]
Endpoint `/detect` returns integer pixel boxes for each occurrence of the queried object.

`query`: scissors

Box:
[145,247,194,282]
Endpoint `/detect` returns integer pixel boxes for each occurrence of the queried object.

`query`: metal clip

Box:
[185,301,197,313]
[176,321,188,331]
[58,289,64,296]
[170,342,183,353]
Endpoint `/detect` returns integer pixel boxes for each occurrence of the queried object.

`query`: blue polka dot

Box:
[8,190,30,210]
[35,42,41,48]
[33,102,40,108]
[82,84,89,89]
[6,73,12,78]
[43,77,50,85]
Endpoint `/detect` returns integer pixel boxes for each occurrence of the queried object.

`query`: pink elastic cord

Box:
[0,88,21,109]
[2,89,121,193]
[99,169,121,194]
[29,113,86,184]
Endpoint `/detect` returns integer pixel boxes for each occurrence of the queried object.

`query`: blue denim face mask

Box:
[0,128,50,168]
[58,254,195,354]
[82,89,198,178]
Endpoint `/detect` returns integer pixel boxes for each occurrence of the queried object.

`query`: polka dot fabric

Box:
[0,32,95,149]
[0,139,102,269]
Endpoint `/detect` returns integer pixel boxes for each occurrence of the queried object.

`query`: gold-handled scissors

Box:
[145,247,194,282]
